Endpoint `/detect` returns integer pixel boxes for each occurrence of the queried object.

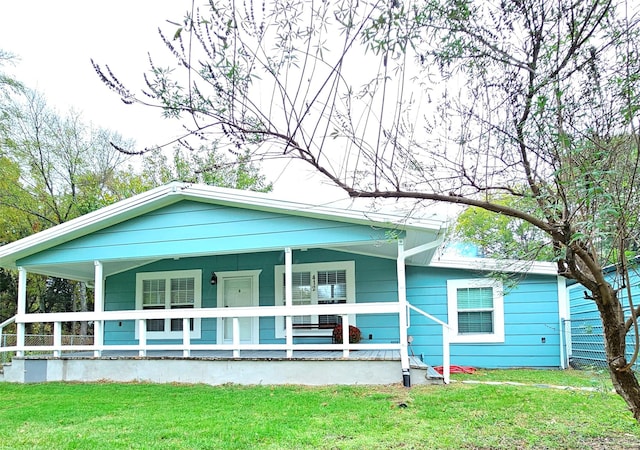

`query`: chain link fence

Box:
[569,318,639,371]
[1,334,94,364]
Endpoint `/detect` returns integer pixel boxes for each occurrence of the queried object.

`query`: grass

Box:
[0,369,638,449]
[451,367,614,389]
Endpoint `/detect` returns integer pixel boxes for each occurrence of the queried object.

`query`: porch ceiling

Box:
[22,259,162,284]
[330,229,442,266]
[18,226,441,282]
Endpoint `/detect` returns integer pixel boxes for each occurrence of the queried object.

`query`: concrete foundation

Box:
[2,356,416,385]
[1,349,444,386]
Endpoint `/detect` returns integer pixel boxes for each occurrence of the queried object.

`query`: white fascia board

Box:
[429,256,558,275]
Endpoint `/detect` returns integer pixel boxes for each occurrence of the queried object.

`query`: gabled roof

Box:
[0,182,447,281]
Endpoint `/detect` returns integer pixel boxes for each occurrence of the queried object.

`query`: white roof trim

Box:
[429,256,558,275]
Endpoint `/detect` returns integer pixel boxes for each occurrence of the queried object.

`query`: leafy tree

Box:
[0,268,17,323]
[453,196,554,261]
[2,89,134,226]
[0,50,23,96]
[141,146,272,192]
[0,76,271,334]
[0,51,23,166]
[0,156,32,243]
[0,88,138,331]
[94,0,640,419]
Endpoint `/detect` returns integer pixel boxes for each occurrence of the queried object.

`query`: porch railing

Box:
[0,334,94,364]
[0,316,15,364]
[407,303,451,384]
[0,302,404,360]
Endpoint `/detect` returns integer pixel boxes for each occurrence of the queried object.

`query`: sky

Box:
[0,0,348,204]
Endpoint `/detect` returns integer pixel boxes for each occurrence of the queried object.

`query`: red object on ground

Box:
[434,365,476,374]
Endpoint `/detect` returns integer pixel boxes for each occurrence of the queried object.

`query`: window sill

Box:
[451,333,505,344]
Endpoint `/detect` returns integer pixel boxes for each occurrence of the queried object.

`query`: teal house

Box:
[0,183,567,385]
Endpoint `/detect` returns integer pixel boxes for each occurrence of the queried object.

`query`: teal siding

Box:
[17,201,397,266]
[290,249,400,343]
[104,256,220,345]
[569,269,640,369]
[407,267,562,369]
[103,249,401,346]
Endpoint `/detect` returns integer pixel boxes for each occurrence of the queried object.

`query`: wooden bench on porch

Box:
[292,324,336,343]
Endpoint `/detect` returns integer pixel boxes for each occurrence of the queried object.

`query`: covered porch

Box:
[0,267,451,385]
[0,183,452,386]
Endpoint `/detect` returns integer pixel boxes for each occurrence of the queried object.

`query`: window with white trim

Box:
[447,278,504,343]
[135,269,202,339]
[274,261,355,338]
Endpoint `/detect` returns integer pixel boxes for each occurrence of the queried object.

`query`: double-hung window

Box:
[316,269,348,327]
[135,269,202,339]
[447,279,504,343]
[274,261,355,338]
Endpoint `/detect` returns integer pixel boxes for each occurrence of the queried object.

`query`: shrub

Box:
[332,324,362,344]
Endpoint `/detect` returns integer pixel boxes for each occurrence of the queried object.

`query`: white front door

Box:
[216,270,261,344]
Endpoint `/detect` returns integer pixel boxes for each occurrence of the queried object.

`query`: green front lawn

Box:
[0,369,637,449]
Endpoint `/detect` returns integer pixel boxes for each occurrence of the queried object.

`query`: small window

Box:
[290,272,312,326]
[274,261,355,338]
[136,270,202,339]
[142,279,166,332]
[170,277,195,331]
[317,269,347,327]
[457,287,494,334]
[447,279,504,343]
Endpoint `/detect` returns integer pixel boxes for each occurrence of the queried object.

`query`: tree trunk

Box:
[597,286,640,420]
[69,282,88,337]
[78,282,88,336]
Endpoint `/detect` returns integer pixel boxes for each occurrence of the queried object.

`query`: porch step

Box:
[409,356,444,385]
[410,366,444,385]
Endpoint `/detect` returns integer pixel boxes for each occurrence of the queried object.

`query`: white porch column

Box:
[285,247,293,358]
[442,325,451,385]
[183,318,191,357]
[138,318,147,357]
[341,314,350,358]
[16,267,27,357]
[53,321,62,358]
[396,240,411,386]
[94,261,104,357]
[232,317,240,358]
[557,276,569,369]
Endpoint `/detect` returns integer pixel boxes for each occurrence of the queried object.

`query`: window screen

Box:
[139,274,198,333]
[289,272,312,325]
[457,287,494,334]
[142,279,166,306]
[142,279,166,331]
[318,270,347,327]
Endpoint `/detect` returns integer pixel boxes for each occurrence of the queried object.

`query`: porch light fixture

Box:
[210,272,218,285]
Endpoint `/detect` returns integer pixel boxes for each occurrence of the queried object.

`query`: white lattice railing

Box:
[1,302,452,384]
[0,302,403,359]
